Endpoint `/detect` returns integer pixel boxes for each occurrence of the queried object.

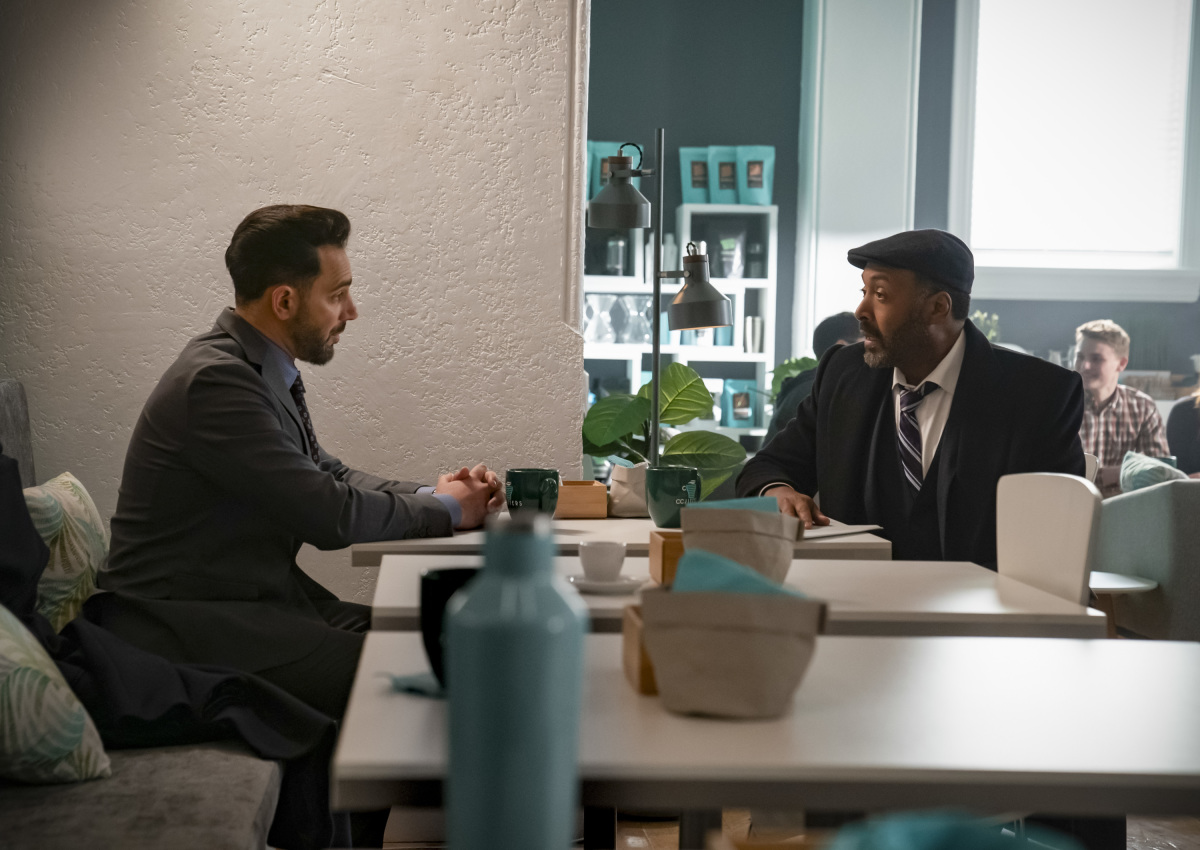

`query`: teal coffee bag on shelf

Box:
[721,379,758,428]
[736,145,775,205]
[707,146,739,204]
[679,147,710,204]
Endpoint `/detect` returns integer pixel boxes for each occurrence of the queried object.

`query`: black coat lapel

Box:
[863,386,894,522]
[936,320,996,557]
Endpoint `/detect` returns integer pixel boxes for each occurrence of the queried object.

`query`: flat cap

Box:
[847,229,974,293]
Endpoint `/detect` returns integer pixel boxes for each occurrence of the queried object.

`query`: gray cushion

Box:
[0,741,281,849]
[0,379,35,487]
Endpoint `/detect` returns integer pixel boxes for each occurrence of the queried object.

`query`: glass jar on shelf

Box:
[617,295,652,345]
[605,233,627,275]
[583,293,617,344]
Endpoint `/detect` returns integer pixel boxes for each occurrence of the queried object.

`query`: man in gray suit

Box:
[96,205,501,721]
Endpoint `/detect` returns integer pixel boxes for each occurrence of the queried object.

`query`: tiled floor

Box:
[1126,817,1200,850]
[382,812,1200,849]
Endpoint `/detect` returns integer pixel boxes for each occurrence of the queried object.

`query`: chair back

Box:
[1084,453,1099,483]
[996,472,1101,605]
[0,379,36,487]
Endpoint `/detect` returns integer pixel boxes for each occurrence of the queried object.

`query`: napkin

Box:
[379,671,445,699]
[671,549,805,598]
[687,496,779,513]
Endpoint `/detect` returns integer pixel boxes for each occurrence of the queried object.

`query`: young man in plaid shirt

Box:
[1075,320,1169,486]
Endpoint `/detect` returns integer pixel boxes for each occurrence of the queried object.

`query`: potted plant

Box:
[768,356,818,403]
[582,362,747,497]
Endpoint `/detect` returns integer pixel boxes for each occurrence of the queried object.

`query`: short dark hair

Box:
[916,275,970,321]
[812,312,861,358]
[224,205,351,304]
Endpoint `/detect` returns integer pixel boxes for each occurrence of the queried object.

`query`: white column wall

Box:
[794,0,922,355]
[0,1,587,601]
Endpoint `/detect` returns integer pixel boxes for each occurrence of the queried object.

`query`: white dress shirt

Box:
[892,328,966,477]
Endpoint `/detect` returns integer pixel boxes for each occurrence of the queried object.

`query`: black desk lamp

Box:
[587,128,733,462]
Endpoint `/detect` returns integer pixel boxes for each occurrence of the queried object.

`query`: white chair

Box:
[1084,452,1099,483]
[996,473,1101,606]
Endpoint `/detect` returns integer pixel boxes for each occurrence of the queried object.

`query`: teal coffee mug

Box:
[645,466,702,529]
[505,468,560,515]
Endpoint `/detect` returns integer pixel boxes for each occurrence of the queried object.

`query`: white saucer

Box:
[567,575,646,595]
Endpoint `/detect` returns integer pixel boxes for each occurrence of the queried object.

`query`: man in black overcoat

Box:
[738,229,1085,568]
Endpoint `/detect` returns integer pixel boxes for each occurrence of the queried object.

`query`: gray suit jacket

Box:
[97,308,453,671]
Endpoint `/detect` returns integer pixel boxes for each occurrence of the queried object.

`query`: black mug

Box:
[419,567,480,687]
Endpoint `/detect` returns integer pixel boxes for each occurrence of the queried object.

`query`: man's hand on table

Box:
[436,464,505,529]
[764,485,829,529]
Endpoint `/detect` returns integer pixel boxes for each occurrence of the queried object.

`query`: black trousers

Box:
[255,599,371,721]
[255,599,389,849]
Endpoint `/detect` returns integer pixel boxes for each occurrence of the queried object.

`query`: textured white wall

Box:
[0,1,588,601]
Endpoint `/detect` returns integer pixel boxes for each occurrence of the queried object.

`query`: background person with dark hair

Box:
[95,205,502,729]
[763,311,863,445]
[738,229,1085,568]
[1167,391,1200,476]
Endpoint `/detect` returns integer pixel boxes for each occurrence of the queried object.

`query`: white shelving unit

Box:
[583,204,778,433]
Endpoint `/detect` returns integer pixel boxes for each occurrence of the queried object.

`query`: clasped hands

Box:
[435,463,506,529]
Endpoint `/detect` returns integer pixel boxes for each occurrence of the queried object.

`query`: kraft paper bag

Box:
[639,588,825,719]
[608,461,650,517]
[680,508,802,583]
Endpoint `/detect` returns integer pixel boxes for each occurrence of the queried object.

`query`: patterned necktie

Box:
[288,374,321,465]
[897,382,939,492]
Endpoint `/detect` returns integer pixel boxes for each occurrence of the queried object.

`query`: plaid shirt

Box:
[1080,383,1169,466]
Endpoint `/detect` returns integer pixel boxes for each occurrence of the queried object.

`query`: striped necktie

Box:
[288,374,322,465]
[897,382,939,492]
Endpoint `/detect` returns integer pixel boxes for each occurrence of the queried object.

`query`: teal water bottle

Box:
[445,512,588,850]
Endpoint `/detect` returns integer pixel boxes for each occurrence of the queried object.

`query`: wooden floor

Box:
[382,810,1200,849]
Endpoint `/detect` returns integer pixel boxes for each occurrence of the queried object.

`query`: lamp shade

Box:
[668,250,733,330]
[587,155,651,229]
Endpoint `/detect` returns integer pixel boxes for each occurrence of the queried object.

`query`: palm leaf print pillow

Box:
[0,603,111,783]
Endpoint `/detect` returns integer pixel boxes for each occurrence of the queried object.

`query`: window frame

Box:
[948,0,1200,301]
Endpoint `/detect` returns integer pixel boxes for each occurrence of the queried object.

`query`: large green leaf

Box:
[581,433,623,459]
[660,430,747,472]
[636,362,714,425]
[582,393,651,447]
[770,356,818,401]
[696,467,734,500]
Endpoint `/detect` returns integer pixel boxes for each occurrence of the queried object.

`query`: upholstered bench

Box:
[0,379,283,849]
[0,743,281,850]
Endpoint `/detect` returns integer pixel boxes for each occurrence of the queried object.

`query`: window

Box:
[950,0,1200,295]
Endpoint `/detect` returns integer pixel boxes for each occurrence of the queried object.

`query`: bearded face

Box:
[860,307,934,371]
[291,295,346,366]
[285,244,355,366]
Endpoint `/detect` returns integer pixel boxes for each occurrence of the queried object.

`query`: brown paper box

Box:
[622,604,658,695]
[640,587,825,719]
[681,508,802,583]
[649,529,685,585]
[553,480,608,519]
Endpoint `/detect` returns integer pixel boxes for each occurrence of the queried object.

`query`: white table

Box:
[1089,570,1160,638]
[351,517,891,566]
[334,633,1200,821]
[371,556,1106,638]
